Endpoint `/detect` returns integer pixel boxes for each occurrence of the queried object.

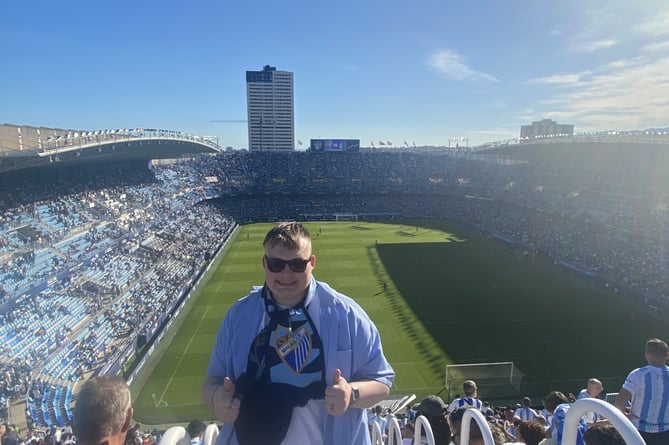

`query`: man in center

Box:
[202,222,395,445]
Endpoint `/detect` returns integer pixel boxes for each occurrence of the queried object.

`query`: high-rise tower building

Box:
[246,65,294,150]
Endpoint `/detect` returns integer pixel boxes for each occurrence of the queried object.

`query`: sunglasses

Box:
[264,255,311,273]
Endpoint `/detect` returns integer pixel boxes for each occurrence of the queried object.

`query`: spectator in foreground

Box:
[502,405,517,438]
[368,406,387,441]
[450,407,506,445]
[515,397,538,422]
[413,395,451,445]
[577,378,604,401]
[515,420,546,445]
[448,380,484,413]
[2,425,19,445]
[186,421,206,445]
[577,378,606,426]
[582,425,625,445]
[72,375,133,445]
[401,422,414,445]
[201,222,395,445]
[544,390,586,445]
[614,337,669,445]
[125,423,142,445]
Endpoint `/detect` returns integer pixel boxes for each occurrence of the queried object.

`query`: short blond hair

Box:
[646,338,669,357]
[263,222,311,251]
[463,380,477,396]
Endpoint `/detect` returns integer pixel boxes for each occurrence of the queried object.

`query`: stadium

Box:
[1,123,668,442]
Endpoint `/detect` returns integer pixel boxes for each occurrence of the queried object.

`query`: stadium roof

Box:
[0,124,219,173]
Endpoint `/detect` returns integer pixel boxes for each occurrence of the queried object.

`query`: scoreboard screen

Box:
[310,139,360,153]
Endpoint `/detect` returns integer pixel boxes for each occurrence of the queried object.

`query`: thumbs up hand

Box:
[211,376,241,423]
[324,368,351,416]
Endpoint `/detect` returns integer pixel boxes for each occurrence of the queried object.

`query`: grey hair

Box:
[73,375,131,442]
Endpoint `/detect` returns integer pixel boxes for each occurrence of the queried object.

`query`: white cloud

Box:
[528,73,584,86]
[528,4,669,131]
[644,40,669,53]
[527,55,669,131]
[559,3,669,53]
[604,58,644,69]
[635,10,669,37]
[427,49,498,82]
[580,39,618,52]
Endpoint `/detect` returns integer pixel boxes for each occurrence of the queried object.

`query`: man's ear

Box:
[122,408,134,433]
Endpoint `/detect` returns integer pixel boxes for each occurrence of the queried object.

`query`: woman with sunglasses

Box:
[202,222,395,445]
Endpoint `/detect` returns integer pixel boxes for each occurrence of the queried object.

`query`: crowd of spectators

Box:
[0,159,235,430]
[370,387,629,445]
[0,143,666,436]
[196,148,668,311]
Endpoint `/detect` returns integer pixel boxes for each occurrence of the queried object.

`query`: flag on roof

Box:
[378,140,385,145]
[386,141,392,146]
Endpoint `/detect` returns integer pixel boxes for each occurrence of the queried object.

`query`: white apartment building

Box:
[246,65,294,150]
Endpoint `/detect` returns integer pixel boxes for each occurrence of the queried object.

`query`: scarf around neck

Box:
[234,284,326,445]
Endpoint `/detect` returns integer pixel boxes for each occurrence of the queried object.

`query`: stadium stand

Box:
[1,126,668,443]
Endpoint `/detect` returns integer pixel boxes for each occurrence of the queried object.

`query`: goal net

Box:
[445,362,524,401]
[334,213,358,222]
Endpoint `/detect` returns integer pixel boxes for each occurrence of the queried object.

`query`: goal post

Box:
[445,362,524,401]
[334,213,358,222]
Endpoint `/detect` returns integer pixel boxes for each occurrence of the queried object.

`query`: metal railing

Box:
[460,409,495,445]
[564,398,645,445]
[413,415,436,445]
[161,398,646,445]
[377,410,494,445]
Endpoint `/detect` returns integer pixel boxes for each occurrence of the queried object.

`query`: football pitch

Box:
[130,220,667,425]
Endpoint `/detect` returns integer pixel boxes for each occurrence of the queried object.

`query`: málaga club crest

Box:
[274,324,312,373]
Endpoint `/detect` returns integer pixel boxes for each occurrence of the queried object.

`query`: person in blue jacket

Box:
[201,222,395,445]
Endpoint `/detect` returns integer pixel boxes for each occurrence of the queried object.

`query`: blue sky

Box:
[2,1,668,148]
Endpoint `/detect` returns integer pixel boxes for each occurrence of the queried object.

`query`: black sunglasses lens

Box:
[266,257,286,272]
[287,259,308,272]
[266,257,309,273]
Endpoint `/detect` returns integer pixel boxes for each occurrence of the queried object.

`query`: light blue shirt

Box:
[207,277,395,445]
[552,403,586,445]
[369,413,388,435]
[515,406,538,421]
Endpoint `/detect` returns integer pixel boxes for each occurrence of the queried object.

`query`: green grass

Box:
[131,220,668,424]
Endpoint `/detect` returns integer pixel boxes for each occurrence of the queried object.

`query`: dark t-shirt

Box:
[2,431,20,445]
